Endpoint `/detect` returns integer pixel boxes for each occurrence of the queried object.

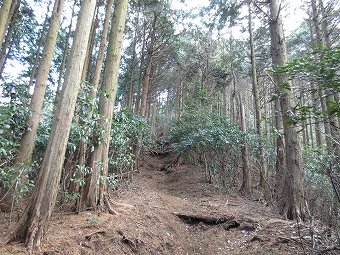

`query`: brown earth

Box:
[0,152,334,254]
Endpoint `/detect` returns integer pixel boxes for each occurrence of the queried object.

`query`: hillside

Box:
[1,151,337,255]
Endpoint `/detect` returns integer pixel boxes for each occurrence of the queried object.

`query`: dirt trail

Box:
[1,152,314,254]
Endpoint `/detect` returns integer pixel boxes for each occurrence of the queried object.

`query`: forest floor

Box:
[0,150,336,254]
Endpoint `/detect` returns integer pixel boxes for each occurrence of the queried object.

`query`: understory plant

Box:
[169,88,243,189]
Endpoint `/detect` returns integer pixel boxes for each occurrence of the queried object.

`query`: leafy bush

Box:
[109,108,152,174]
[276,46,340,123]
[303,146,339,225]
[169,88,244,189]
[0,97,33,201]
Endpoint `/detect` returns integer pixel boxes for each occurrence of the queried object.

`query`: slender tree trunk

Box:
[15,0,66,165]
[126,13,140,109]
[55,0,77,104]
[81,0,128,209]
[0,21,13,76]
[248,3,268,190]
[311,0,339,154]
[81,5,99,81]
[319,0,331,48]
[0,0,20,77]
[140,15,157,117]
[134,20,147,114]
[177,69,183,119]
[3,0,97,251]
[28,2,53,90]
[239,92,251,195]
[269,0,306,221]
[91,0,114,88]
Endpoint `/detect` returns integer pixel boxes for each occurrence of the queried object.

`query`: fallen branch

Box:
[85,230,106,241]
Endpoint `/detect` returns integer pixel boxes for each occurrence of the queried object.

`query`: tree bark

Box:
[0,20,13,76]
[238,92,251,195]
[69,0,114,196]
[27,2,52,90]
[134,19,147,114]
[311,0,339,154]
[126,12,140,109]
[55,0,77,104]
[0,0,13,44]
[0,0,20,78]
[3,0,97,251]
[82,0,128,209]
[248,3,268,190]
[81,5,99,82]
[140,14,157,117]
[269,0,306,221]
[15,0,66,165]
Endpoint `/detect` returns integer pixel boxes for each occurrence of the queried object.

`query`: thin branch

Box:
[251,0,272,21]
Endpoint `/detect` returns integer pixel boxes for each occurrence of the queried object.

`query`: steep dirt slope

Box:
[0,153,330,254]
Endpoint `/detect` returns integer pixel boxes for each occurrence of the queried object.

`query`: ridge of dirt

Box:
[0,153,331,254]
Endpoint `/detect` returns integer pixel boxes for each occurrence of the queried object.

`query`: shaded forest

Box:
[0,0,339,253]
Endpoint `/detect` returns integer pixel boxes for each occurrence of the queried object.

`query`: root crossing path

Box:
[1,153,310,254]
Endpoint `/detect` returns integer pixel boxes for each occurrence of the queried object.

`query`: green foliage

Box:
[0,164,35,202]
[110,108,152,172]
[68,81,101,153]
[70,165,91,188]
[86,213,100,225]
[0,96,35,200]
[170,88,242,150]
[170,111,243,154]
[0,100,29,162]
[276,46,340,122]
[303,146,339,221]
[169,88,243,188]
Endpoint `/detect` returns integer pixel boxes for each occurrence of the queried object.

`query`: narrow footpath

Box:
[1,152,323,254]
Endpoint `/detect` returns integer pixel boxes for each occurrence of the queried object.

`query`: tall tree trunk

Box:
[3,0,97,251]
[15,0,66,165]
[81,0,128,209]
[126,12,140,109]
[269,0,306,221]
[311,0,339,154]
[140,15,157,117]
[0,0,13,44]
[28,2,52,91]
[0,0,20,77]
[0,21,13,76]
[239,92,251,195]
[69,0,114,196]
[134,20,147,114]
[81,5,99,81]
[248,3,268,190]
[177,69,183,119]
[55,0,77,104]
[319,0,331,48]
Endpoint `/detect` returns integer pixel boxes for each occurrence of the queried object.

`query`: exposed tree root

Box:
[104,194,134,215]
[104,195,119,215]
[173,212,258,234]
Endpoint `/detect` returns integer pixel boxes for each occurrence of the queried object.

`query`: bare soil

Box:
[0,152,333,254]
